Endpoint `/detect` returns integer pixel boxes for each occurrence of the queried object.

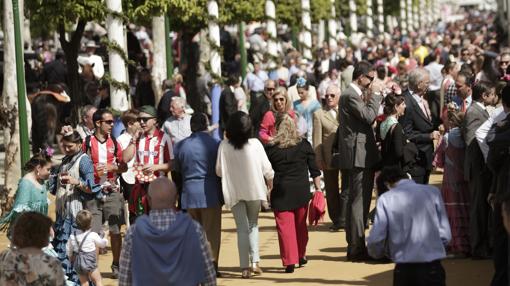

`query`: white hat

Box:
[86,41,99,48]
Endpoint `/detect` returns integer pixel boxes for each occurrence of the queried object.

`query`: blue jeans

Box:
[231,200,261,268]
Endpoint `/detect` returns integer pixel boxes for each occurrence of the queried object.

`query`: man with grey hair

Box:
[76,105,97,140]
[249,79,276,137]
[163,96,192,145]
[400,68,440,184]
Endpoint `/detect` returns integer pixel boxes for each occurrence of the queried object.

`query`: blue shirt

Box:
[366,179,451,263]
[244,70,268,92]
[173,132,223,209]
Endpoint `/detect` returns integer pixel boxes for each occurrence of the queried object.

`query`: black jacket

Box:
[399,90,435,172]
[219,86,238,129]
[265,140,321,211]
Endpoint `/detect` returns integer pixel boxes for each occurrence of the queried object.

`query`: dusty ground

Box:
[0,150,493,285]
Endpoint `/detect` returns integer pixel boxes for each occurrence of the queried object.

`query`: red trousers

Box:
[274,205,309,266]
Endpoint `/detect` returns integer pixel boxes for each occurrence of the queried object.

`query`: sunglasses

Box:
[274,97,285,102]
[365,74,375,82]
[500,61,510,65]
[325,94,336,99]
[265,87,275,92]
[100,120,114,125]
[137,117,155,123]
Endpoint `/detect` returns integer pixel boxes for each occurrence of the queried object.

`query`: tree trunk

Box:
[59,20,86,125]
[106,0,129,112]
[180,30,204,113]
[1,0,21,214]
[151,15,166,106]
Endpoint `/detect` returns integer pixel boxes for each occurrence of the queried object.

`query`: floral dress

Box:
[0,249,66,286]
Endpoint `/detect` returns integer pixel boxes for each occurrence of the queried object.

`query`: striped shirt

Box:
[83,134,123,185]
[135,129,173,178]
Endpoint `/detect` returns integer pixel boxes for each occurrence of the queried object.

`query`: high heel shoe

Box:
[285,265,295,273]
[241,268,251,279]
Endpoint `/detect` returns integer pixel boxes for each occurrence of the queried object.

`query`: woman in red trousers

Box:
[265,114,321,273]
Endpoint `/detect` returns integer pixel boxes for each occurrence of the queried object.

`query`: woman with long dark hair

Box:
[0,150,53,232]
[216,112,274,279]
[49,127,100,283]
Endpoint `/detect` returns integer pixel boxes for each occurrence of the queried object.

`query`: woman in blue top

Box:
[0,149,53,233]
[293,77,321,143]
[48,127,100,283]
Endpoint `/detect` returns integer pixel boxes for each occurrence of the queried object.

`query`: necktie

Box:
[421,98,431,120]
[461,100,467,112]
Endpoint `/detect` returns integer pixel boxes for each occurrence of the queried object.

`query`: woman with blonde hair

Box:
[259,86,297,144]
[265,114,321,273]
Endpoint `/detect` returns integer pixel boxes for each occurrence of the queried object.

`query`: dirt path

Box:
[0,171,492,285]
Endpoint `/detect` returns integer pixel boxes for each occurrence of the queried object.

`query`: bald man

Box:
[312,85,345,231]
[119,178,217,286]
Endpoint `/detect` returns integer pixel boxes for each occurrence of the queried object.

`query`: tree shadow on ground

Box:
[217,266,393,285]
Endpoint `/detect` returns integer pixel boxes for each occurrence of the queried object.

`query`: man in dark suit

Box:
[462,82,496,259]
[219,76,239,137]
[400,68,439,184]
[334,61,383,261]
[249,79,275,137]
[487,84,510,285]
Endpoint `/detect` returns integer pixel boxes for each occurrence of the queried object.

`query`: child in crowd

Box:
[67,210,108,286]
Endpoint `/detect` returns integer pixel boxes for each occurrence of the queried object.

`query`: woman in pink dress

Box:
[433,103,470,256]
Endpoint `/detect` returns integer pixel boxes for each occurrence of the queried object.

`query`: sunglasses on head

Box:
[325,94,336,99]
[100,120,114,125]
[137,117,155,123]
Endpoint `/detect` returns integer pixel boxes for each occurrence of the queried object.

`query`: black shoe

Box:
[299,257,308,267]
[329,224,342,232]
[347,252,373,262]
[285,265,295,273]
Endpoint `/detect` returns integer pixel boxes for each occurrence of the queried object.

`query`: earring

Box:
[36,171,40,178]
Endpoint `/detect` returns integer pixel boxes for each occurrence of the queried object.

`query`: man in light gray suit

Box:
[334,61,383,261]
[462,82,496,258]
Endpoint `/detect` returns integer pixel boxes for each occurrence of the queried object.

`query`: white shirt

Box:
[67,230,108,256]
[215,139,274,209]
[350,82,363,97]
[117,132,136,184]
[77,54,105,79]
[476,106,508,161]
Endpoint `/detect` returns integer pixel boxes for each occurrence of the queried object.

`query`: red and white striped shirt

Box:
[83,134,123,184]
[135,129,173,179]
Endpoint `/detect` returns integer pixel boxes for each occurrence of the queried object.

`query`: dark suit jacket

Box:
[462,102,490,181]
[400,90,435,172]
[219,86,238,129]
[249,94,270,137]
[334,84,382,170]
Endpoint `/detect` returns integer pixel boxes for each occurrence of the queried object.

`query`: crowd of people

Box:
[2,8,510,286]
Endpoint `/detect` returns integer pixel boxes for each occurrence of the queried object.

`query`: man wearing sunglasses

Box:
[122,105,173,217]
[83,108,127,278]
[334,61,383,261]
[313,85,344,231]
